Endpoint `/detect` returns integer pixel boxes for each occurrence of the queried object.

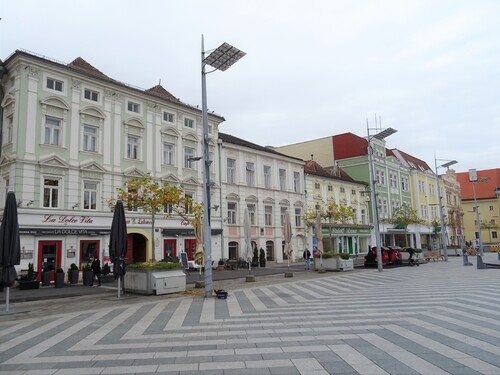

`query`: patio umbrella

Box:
[243,207,253,273]
[0,191,21,314]
[194,220,204,280]
[315,211,324,267]
[283,210,293,270]
[109,200,127,299]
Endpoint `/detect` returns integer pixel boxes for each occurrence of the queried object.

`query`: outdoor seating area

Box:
[423,251,445,262]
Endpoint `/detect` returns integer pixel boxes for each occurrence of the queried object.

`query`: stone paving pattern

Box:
[0,254,499,374]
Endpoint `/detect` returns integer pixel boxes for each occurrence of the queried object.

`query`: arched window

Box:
[228,241,239,260]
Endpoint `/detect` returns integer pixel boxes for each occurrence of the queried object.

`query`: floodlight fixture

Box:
[373,127,397,141]
[439,160,457,169]
[203,42,246,72]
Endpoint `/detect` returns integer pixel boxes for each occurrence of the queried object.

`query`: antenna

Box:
[159,79,161,85]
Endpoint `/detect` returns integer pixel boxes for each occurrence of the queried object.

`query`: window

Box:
[492,231,498,239]
[246,162,255,187]
[279,169,286,191]
[315,183,321,190]
[184,193,194,214]
[327,185,333,192]
[227,202,237,224]
[83,181,98,210]
[376,170,386,185]
[361,209,366,224]
[43,178,59,208]
[351,190,356,195]
[489,205,494,211]
[163,142,174,165]
[46,77,63,92]
[164,203,173,214]
[265,205,272,226]
[293,172,300,193]
[280,207,287,226]
[83,125,98,152]
[353,209,357,223]
[401,177,410,192]
[378,197,388,219]
[184,118,194,128]
[248,204,256,225]
[127,135,140,159]
[431,206,438,219]
[418,181,426,194]
[390,173,398,189]
[5,116,13,144]
[127,186,138,211]
[264,166,271,189]
[295,208,302,227]
[84,89,99,102]
[184,147,195,168]
[227,158,236,184]
[163,112,174,122]
[127,101,140,113]
[44,116,61,145]
[340,187,345,193]
[429,183,435,196]
[420,204,428,219]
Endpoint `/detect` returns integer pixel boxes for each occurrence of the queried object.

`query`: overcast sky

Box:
[2,0,499,173]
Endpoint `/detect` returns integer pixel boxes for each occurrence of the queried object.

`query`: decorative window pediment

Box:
[183,132,199,142]
[40,96,69,111]
[1,94,15,115]
[39,154,69,168]
[80,161,106,173]
[293,201,304,207]
[279,199,290,206]
[263,197,275,204]
[181,177,200,187]
[123,117,145,129]
[161,173,181,184]
[226,193,240,201]
[123,167,145,178]
[80,106,105,119]
[245,195,258,203]
[161,126,180,137]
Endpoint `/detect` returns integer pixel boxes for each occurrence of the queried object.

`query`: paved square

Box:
[1,255,499,374]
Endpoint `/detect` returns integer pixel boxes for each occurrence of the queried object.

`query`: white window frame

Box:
[246,162,255,187]
[295,207,302,227]
[127,101,140,113]
[227,202,237,224]
[83,181,98,211]
[83,124,98,152]
[184,118,194,128]
[5,115,13,144]
[44,115,62,146]
[46,77,63,92]
[163,111,174,123]
[43,177,60,209]
[227,158,236,184]
[127,134,140,159]
[247,204,256,225]
[264,165,271,189]
[163,142,175,165]
[184,147,195,168]
[265,205,273,226]
[293,171,300,193]
[84,88,99,102]
[279,169,286,191]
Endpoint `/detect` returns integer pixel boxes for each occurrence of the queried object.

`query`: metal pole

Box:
[367,124,383,271]
[201,35,213,298]
[472,182,484,256]
[434,158,449,261]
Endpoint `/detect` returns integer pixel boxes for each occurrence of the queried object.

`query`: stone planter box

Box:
[82,270,93,286]
[55,272,65,288]
[124,269,186,295]
[41,271,52,286]
[314,257,339,271]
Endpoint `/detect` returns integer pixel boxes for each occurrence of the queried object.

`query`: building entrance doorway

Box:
[37,240,62,281]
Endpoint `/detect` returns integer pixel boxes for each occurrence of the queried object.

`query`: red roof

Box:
[456,168,500,200]
[145,85,180,102]
[391,148,432,172]
[68,57,109,79]
[332,133,368,160]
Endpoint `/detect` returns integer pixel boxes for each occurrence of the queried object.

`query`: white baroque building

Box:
[0,50,227,274]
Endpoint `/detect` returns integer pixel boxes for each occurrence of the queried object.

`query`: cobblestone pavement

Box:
[0,254,499,374]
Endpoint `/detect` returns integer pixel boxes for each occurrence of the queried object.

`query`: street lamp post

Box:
[201,36,245,298]
[367,122,397,271]
[434,158,457,262]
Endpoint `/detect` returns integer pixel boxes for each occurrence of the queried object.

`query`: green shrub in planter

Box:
[322,251,340,259]
[67,263,79,284]
[259,248,266,267]
[18,262,40,290]
[340,253,350,260]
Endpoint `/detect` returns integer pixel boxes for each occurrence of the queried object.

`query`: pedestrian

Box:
[91,256,101,286]
[303,248,311,270]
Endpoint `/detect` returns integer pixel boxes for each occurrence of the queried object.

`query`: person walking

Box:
[91,256,101,286]
[303,248,311,270]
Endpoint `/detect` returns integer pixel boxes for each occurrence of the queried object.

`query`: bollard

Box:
[477,255,488,269]
[463,254,473,266]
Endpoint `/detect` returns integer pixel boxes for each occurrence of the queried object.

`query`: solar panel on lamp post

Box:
[367,122,397,271]
[434,158,457,262]
[201,35,245,298]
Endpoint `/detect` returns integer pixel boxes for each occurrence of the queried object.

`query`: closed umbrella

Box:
[283,210,293,270]
[0,191,21,314]
[243,207,253,273]
[109,200,127,299]
[194,220,204,280]
[315,211,324,267]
